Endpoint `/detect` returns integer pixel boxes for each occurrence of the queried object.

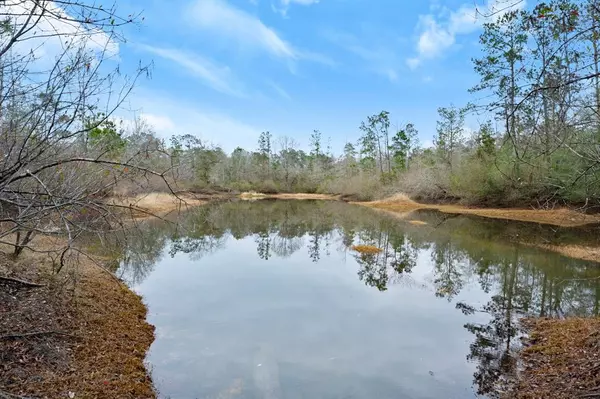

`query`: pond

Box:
[116,200,600,399]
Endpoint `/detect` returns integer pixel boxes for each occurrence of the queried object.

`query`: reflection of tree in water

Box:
[431,240,469,300]
[272,234,303,258]
[113,199,600,397]
[170,235,226,261]
[255,232,272,260]
[454,247,600,397]
[105,225,171,286]
[353,228,419,291]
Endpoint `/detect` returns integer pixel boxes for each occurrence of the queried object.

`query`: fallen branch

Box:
[0,389,34,399]
[0,330,76,340]
[0,276,44,288]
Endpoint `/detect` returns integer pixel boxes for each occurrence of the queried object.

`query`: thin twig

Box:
[0,389,34,399]
[0,276,44,288]
[0,330,76,340]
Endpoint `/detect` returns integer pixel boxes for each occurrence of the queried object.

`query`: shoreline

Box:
[353,195,600,263]
[2,192,598,398]
[0,237,155,399]
[356,195,600,228]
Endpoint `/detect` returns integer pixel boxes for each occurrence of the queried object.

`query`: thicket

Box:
[108,0,600,207]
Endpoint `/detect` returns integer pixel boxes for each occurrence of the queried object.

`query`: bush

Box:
[318,174,385,201]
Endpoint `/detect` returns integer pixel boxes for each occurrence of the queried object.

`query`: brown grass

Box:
[0,237,155,399]
[359,193,600,227]
[509,317,600,399]
[351,245,383,254]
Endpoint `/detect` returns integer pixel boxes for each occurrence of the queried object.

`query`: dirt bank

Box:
[0,237,155,399]
[358,194,600,227]
[508,317,600,399]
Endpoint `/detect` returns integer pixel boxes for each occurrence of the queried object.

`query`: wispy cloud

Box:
[407,0,525,69]
[137,44,245,97]
[267,81,292,100]
[189,0,295,58]
[323,29,401,81]
[127,90,263,151]
[187,0,331,66]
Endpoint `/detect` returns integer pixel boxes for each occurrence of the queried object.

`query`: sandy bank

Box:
[358,194,600,227]
[356,194,600,263]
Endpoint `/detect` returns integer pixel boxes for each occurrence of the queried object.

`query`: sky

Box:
[98,0,522,153]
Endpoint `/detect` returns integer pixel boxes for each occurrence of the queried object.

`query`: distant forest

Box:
[88,0,600,206]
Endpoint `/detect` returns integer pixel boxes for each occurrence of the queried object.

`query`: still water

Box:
[116,200,600,399]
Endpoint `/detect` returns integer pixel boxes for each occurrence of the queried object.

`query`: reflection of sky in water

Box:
[117,201,600,399]
[132,234,490,399]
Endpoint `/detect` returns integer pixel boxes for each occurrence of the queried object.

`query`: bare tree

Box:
[0,1,174,268]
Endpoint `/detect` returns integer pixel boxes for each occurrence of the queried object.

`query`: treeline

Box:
[106,0,600,206]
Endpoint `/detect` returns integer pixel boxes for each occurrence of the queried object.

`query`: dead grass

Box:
[0,237,155,399]
[509,317,600,399]
[351,245,383,254]
[359,193,600,227]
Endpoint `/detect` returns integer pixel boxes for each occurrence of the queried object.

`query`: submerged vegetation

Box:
[351,245,384,254]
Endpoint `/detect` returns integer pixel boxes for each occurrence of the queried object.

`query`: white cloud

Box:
[139,113,177,133]
[188,0,295,59]
[407,0,525,68]
[187,0,331,66]
[137,44,245,97]
[127,90,263,152]
[0,0,119,61]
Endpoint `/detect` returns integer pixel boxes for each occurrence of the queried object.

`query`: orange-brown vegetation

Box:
[0,237,155,399]
[351,245,383,254]
[509,317,600,399]
[359,194,600,227]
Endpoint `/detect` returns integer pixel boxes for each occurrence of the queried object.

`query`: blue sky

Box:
[112,0,524,153]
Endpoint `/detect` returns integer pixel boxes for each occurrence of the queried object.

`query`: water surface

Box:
[117,200,600,399]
